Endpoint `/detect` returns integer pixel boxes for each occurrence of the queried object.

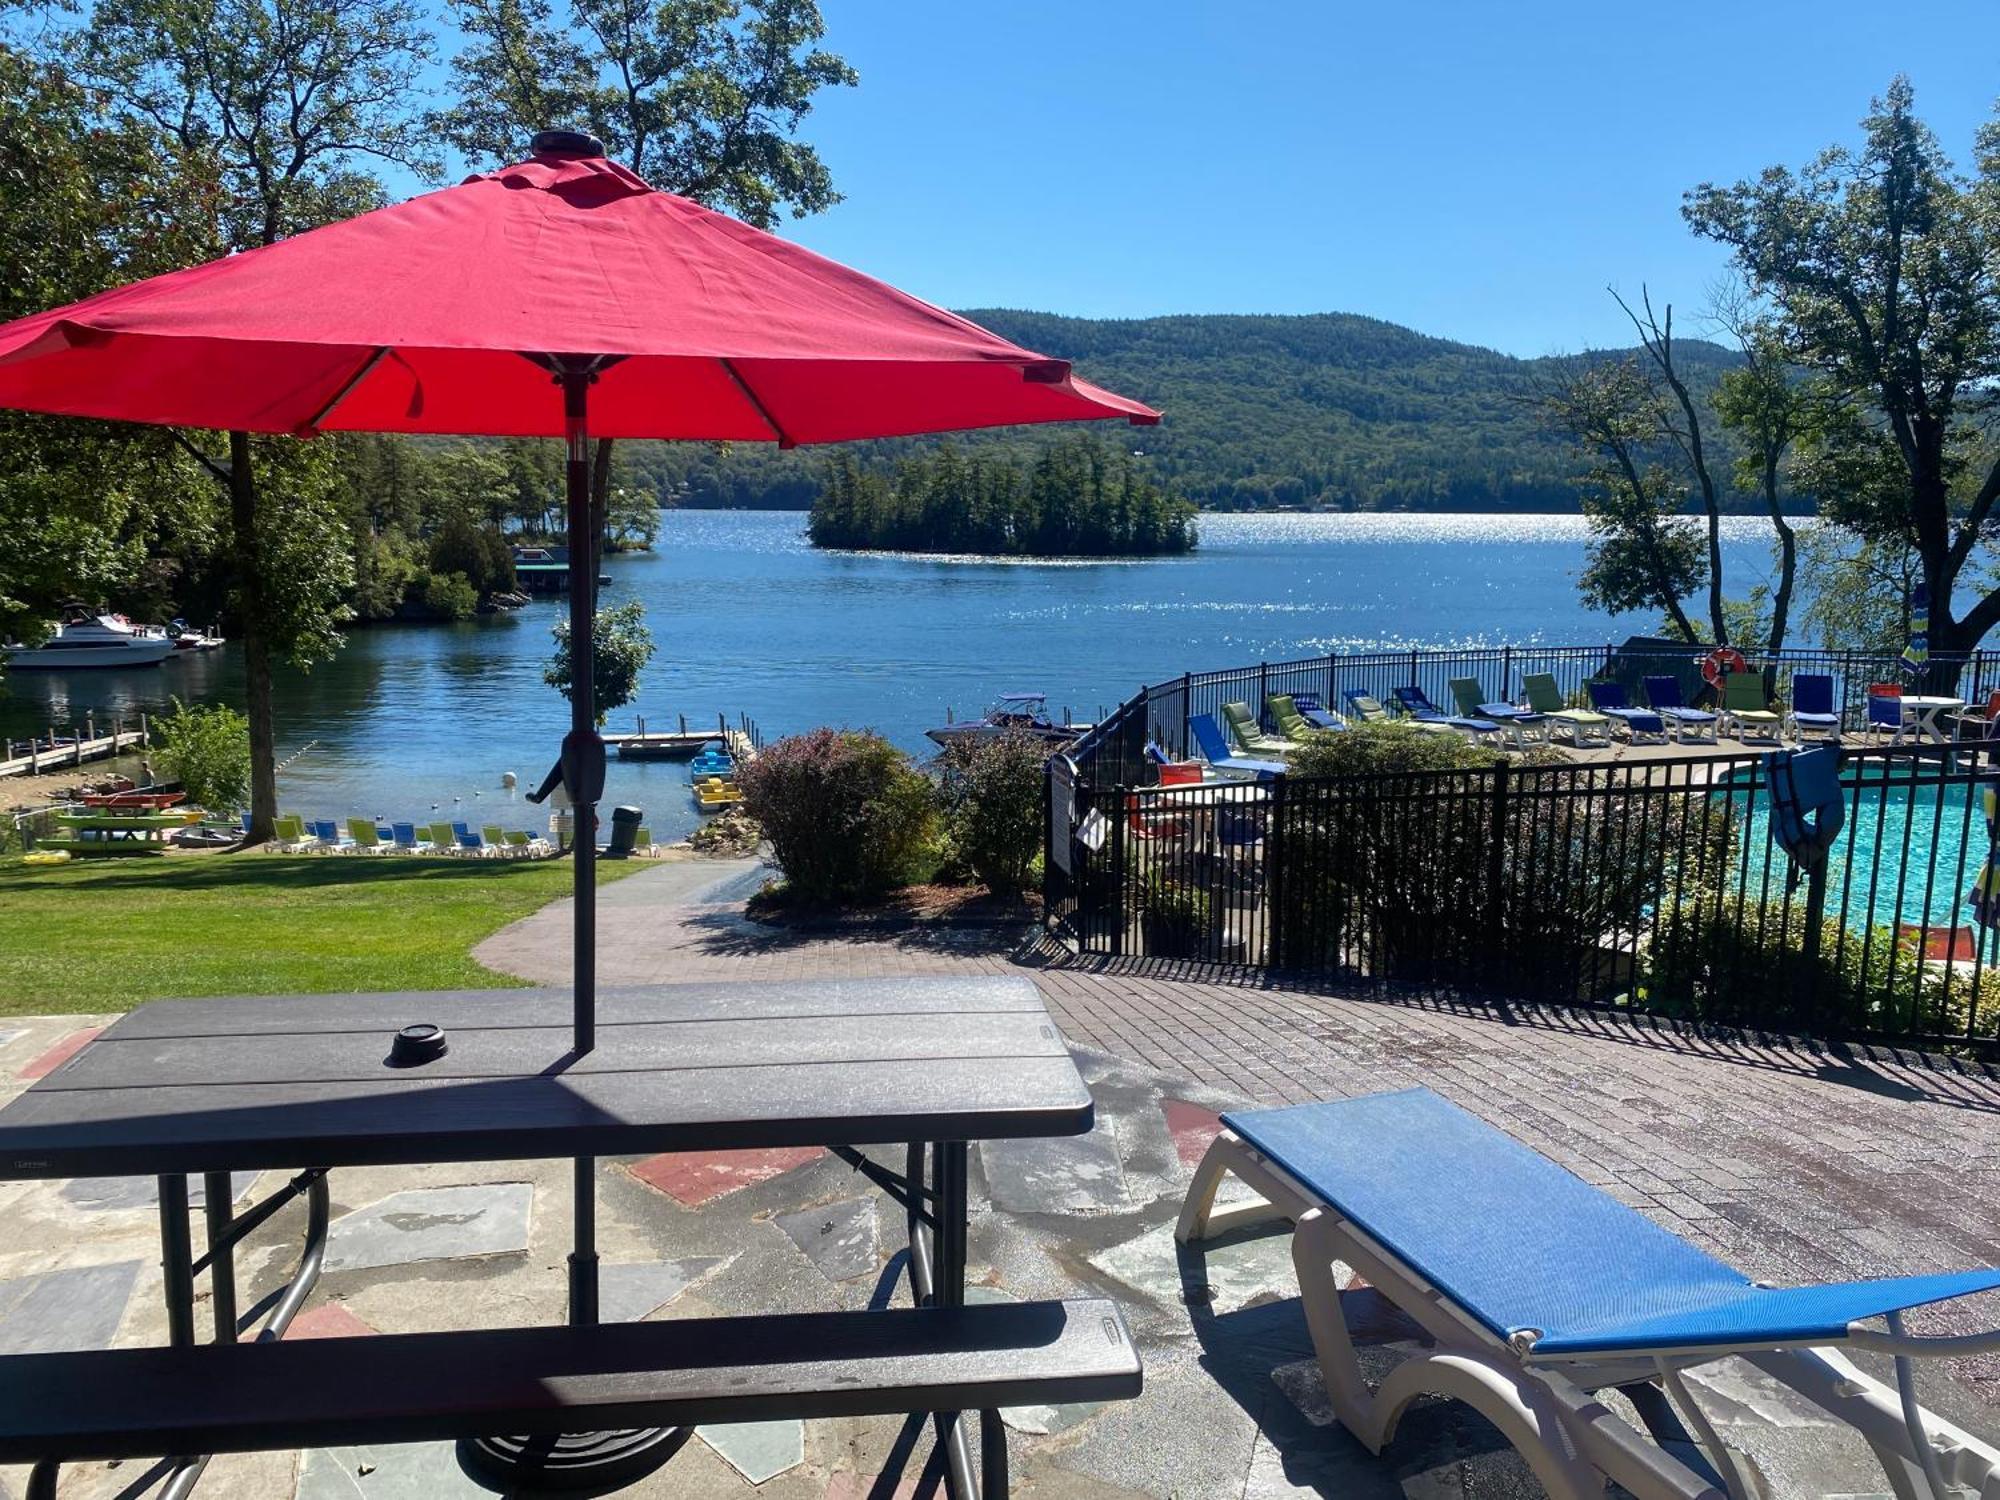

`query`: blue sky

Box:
[429,2,2000,357]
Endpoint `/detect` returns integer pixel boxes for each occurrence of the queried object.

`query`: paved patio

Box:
[3,855,1999,1497]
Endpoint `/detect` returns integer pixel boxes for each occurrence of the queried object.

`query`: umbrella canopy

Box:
[0,142,1158,443]
[1970,779,2000,932]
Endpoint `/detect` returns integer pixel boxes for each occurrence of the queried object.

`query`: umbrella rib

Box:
[719,358,794,448]
[297,346,392,435]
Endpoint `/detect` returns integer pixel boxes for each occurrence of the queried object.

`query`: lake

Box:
[0,511,1789,842]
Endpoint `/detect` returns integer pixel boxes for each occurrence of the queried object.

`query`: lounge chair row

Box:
[252,815,563,856]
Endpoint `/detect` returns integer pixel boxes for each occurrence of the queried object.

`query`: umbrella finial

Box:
[532,129,606,160]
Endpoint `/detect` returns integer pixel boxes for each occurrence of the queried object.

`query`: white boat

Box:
[167,619,225,651]
[5,604,177,669]
[925,692,1090,749]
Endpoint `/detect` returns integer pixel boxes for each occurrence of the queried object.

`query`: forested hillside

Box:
[616,310,1748,514]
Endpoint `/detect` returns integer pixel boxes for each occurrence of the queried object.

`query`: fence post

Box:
[1502,645,1513,700]
[1265,773,1287,969]
[1796,858,1829,1026]
[1258,663,1268,720]
[1108,786,1127,959]
[1181,674,1192,758]
[1482,761,1511,991]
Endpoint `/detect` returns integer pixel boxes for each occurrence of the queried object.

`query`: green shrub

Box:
[1138,870,1213,958]
[936,730,1047,893]
[1644,897,2000,1042]
[152,698,251,815]
[737,728,937,903]
[417,570,479,620]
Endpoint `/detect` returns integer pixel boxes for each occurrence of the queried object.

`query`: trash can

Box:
[605,804,644,858]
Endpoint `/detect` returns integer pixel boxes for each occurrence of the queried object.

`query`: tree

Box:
[1535,357,1706,640]
[152,698,253,815]
[439,0,856,566]
[1708,299,1808,655]
[545,599,655,724]
[1686,78,2000,677]
[55,0,437,841]
[0,45,220,657]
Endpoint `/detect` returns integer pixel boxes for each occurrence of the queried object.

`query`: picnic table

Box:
[1900,694,1967,744]
[0,975,1133,1498]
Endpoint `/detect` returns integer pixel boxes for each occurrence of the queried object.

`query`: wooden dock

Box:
[0,716,149,779]
[604,713,762,763]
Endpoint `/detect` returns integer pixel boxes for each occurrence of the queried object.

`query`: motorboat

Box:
[924,692,1089,750]
[5,604,176,669]
[167,619,225,651]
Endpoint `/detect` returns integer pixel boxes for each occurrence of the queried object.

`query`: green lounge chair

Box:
[1447,677,1549,744]
[428,821,459,853]
[1221,700,1290,756]
[1520,673,1610,747]
[482,823,512,856]
[1720,671,1785,741]
[344,817,383,852]
[634,826,652,854]
[271,815,307,850]
[1265,694,1317,743]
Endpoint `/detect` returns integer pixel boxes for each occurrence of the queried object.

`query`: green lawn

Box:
[0,853,644,1014]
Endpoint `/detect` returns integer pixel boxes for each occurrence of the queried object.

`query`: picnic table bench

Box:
[0,976,1140,1499]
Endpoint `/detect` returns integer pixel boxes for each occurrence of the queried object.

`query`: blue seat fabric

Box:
[1188,714,1285,778]
[1222,1088,2000,1357]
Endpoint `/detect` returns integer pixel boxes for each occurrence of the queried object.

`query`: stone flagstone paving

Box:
[0,856,1997,1496]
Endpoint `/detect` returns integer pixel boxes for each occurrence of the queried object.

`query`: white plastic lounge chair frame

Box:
[1177,1126,2000,1500]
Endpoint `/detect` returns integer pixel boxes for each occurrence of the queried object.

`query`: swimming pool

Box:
[1728,760,1993,938]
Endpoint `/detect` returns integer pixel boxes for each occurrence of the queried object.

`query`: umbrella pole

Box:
[563,364,599,1326]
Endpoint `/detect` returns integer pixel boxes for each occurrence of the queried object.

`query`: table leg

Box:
[569,1154,598,1325]
[928,1142,985,1500]
[159,1174,195,1347]
[203,1171,237,1343]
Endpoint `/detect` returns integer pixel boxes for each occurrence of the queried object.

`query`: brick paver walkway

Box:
[481,856,2000,1409]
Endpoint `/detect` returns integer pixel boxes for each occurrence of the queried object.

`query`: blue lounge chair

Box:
[391,821,423,853]
[1447,677,1549,743]
[310,819,344,851]
[1390,685,1504,744]
[1584,681,1668,743]
[1642,675,1720,744]
[1288,693,1346,731]
[1179,1087,2000,1500]
[1786,672,1843,742]
[1187,714,1285,780]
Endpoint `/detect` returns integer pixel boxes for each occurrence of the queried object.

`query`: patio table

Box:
[1900,695,1967,745]
[0,974,1091,1498]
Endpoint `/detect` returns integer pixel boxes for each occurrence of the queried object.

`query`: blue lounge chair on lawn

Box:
[1179,1087,2000,1500]
[1188,713,1285,780]
[1390,685,1505,745]
[1786,672,1844,743]
[1288,693,1346,730]
[1585,681,1668,744]
[1643,675,1719,743]
[390,821,424,853]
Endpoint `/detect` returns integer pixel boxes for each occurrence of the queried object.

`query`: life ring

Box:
[1700,646,1749,688]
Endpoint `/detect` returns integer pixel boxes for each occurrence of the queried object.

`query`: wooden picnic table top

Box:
[0,976,1092,1179]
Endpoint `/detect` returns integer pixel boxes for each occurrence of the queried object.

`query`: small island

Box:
[808,435,1197,557]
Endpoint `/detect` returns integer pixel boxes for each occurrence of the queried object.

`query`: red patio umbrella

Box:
[0,131,1159,1468]
[0,129,1159,1059]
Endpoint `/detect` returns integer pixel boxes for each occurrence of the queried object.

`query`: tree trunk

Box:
[230,430,278,844]
[590,436,614,594]
[1763,455,1796,655]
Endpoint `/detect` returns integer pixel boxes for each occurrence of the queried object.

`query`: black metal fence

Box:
[1065,644,2000,789]
[1045,743,2000,1056]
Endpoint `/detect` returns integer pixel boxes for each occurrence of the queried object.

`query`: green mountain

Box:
[616,309,1747,514]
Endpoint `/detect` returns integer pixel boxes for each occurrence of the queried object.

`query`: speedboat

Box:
[924,692,1089,749]
[167,619,225,651]
[5,603,176,669]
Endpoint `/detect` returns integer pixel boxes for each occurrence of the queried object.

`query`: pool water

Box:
[1730,763,1992,936]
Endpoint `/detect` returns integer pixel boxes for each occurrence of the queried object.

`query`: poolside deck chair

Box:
[344,817,384,853]
[1188,713,1285,780]
[1266,693,1334,743]
[1390,685,1505,747]
[1585,681,1668,744]
[1865,682,1907,746]
[1344,689,1453,737]
[1179,1087,2000,1500]
[1520,673,1610,748]
[1447,677,1548,743]
[1785,673,1843,743]
[1719,672,1784,741]
[1220,700,1291,757]
[1287,692,1347,731]
[1642,676,1719,744]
